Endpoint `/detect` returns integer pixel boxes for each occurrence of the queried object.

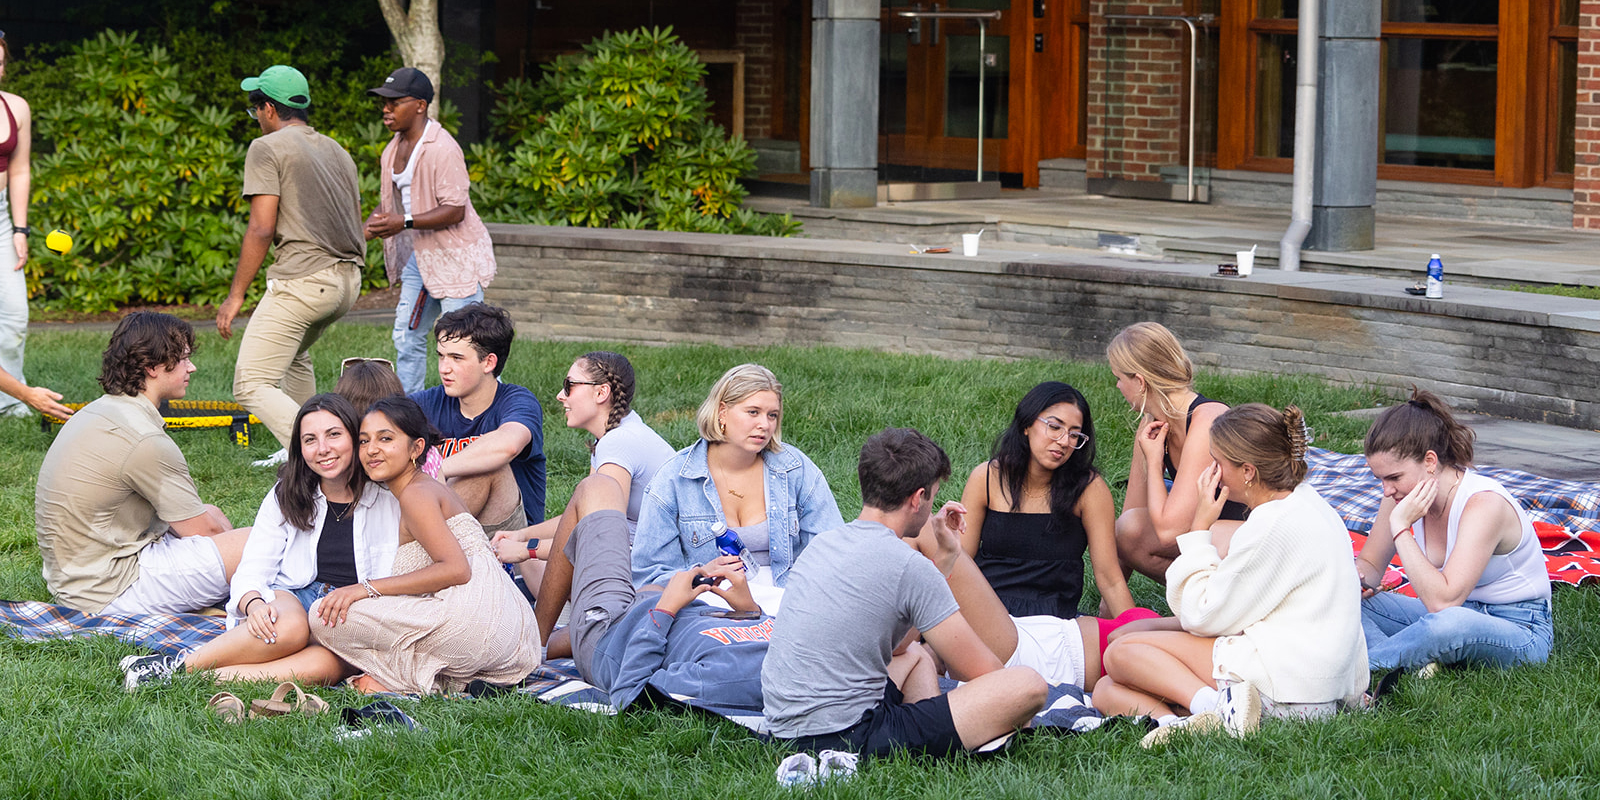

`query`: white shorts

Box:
[1006,615,1087,688]
[101,533,228,616]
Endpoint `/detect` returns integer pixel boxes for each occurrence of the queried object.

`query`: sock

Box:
[1189,686,1220,715]
[1155,714,1180,727]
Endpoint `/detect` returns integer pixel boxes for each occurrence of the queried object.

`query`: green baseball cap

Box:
[240,65,311,109]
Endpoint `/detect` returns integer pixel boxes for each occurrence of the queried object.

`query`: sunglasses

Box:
[341,357,396,374]
[561,377,603,395]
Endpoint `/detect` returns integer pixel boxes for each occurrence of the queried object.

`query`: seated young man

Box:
[761,428,1047,757]
[35,312,250,615]
[536,473,771,713]
[410,303,546,533]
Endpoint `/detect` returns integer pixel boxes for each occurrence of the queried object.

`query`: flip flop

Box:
[335,701,425,740]
[207,692,246,724]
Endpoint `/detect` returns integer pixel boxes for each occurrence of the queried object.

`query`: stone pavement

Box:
[747,190,1600,289]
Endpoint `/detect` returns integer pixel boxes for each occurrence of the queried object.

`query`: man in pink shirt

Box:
[365,67,498,394]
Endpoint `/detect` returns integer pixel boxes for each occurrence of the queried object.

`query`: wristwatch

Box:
[403,214,414,230]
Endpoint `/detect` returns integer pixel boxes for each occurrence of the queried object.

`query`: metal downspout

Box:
[1279,0,1319,272]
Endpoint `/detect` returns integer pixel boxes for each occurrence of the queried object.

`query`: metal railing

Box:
[897,7,1004,182]
[1100,13,1214,202]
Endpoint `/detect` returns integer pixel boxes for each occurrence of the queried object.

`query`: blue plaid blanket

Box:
[0,600,225,657]
[1306,448,1600,534]
[519,659,1103,735]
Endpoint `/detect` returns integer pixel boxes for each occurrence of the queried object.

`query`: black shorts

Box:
[782,681,962,758]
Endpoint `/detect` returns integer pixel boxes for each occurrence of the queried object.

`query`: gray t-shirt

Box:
[761,519,961,738]
[590,410,676,534]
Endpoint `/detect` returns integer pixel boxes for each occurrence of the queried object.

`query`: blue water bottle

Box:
[712,521,758,576]
[1425,253,1443,299]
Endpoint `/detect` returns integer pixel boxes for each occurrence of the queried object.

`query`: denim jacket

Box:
[632,438,844,589]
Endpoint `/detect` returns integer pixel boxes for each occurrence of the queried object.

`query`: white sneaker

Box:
[1139,711,1223,748]
[1416,661,1442,680]
[1216,681,1262,737]
[817,750,858,781]
[252,448,288,468]
[775,752,818,787]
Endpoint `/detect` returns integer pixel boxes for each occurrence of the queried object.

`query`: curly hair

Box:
[434,303,514,377]
[98,312,196,397]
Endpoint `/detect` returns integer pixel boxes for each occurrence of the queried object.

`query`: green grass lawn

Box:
[2,323,1594,799]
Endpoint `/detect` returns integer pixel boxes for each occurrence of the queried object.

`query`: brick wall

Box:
[485,225,1600,430]
[1575,1,1600,228]
[1087,1,1186,182]
[734,0,776,140]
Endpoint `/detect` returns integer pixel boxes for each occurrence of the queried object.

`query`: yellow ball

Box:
[45,230,73,255]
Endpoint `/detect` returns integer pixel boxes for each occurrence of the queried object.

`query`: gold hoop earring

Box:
[718,418,726,436]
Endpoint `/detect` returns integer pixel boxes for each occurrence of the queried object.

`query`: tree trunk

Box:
[376,0,445,119]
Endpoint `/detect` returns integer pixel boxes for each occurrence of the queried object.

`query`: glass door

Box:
[879,1,1018,200]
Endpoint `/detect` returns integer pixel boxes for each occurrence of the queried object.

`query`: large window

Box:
[1230,1,1576,188]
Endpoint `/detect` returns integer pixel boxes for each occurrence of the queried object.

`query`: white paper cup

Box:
[962,233,981,257]
[1236,249,1255,276]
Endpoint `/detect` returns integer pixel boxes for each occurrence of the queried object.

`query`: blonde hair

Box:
[1106,321,1195,421]
[1210,404,1310,491]
[695,363,784,453]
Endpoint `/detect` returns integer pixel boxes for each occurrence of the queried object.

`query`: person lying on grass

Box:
[121,393,401,689]
[761,428,1046,758]
[1356,388,1553,673]
[1092,404,1368,748]
[532,472,772,713]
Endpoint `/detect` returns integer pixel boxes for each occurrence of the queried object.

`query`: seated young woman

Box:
[307,396,541,694]
[959,381,1145,630]
[1107,322,1248,583]
[489,351,675,627]
[120,394,401,688]
[1091,405,1368,744]
[631,363,844,612]
[1356,388,1553,672]
[335,359,443,478]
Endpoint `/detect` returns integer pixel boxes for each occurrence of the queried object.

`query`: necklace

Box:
[711,459,753,500]
[328,498,354,522]
[1437,470,1464,514]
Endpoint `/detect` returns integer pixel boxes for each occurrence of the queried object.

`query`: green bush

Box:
[11,24,403,313]
[470,27,800,237]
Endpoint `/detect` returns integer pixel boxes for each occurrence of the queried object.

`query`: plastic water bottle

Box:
[712,521,758,576]
[1425,254,1444,299]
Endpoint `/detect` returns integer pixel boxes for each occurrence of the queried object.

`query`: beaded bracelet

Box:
[361,580,382,598]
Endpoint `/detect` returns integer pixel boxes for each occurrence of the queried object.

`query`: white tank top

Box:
[1415,470,1550,605]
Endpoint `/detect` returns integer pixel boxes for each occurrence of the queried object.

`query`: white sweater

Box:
[1167,483,1369,704]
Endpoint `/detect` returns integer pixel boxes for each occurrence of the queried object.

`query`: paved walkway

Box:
[748,190,1600,289]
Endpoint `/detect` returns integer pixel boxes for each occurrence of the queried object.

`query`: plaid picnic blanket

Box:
[0,600,225,657]
[519,659,1104,735]
[1306,447,1600,594]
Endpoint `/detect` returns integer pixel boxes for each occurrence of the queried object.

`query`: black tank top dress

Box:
[973,471,1089,619]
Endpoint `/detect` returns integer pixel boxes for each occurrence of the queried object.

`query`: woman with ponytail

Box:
[1356,388,1552,672]
[490,353,675,606]
[1093,404,1368,744]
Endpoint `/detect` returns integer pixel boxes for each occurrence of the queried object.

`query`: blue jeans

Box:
[1362,592,1553,671]
[392,254,484,394]
[279,581,336,611]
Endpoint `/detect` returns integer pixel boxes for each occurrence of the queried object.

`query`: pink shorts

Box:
[1095,607,1162,656]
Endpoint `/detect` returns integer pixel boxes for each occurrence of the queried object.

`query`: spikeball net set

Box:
[42,400,261,447]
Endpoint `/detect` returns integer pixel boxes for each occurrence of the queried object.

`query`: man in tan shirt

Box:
[217,65,364,463]
[35,312,249,615]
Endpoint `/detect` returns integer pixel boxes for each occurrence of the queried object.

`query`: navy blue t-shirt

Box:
[411,382,546,523]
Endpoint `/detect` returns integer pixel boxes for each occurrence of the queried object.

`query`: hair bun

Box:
[1283,405,1309,461]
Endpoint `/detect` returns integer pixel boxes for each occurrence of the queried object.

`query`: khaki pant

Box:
[234,262,361,448]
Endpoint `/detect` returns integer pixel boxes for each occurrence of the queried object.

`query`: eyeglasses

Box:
[561,377,603,395]
[1035,417,1091,450]
[341,357,396,374]
[246,105,261,120]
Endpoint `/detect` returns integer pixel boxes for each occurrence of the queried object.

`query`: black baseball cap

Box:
[368,67,434,103]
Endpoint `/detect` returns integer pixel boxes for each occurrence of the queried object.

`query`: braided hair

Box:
[579,351,637,448]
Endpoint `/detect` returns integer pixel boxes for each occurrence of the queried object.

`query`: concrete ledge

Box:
[486,224,1600,430]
